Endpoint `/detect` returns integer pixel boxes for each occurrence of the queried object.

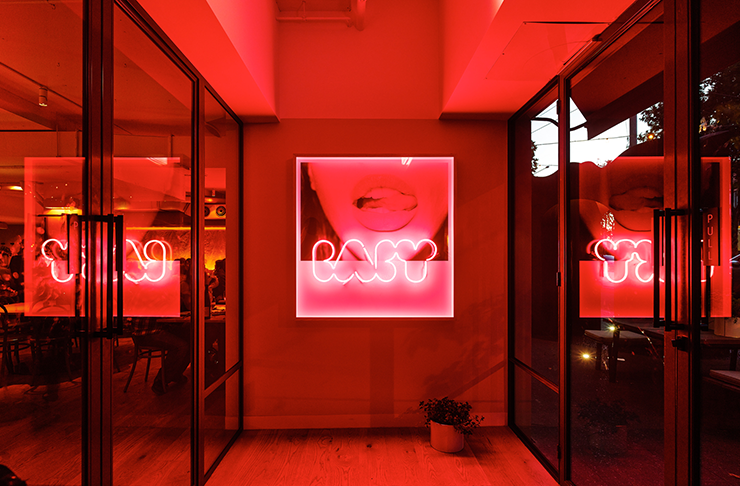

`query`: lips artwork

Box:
[296,157,454,318]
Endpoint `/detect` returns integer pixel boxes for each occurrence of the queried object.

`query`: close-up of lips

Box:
[351,175,419,232]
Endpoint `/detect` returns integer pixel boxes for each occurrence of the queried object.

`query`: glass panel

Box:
[204,373,240,471]
[699,1,740,483]
[204,90,239,389]
[513,91,559,385]
[514,365,559,471]
[112,5,192,484]
[0,2,83,485]
[568,4,665,485]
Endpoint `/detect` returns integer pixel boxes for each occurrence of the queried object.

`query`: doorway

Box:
[510,0,740,483]
[0,1,242,485]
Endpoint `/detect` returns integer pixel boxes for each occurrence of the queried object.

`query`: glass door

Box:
[510,85,561,476]
[565,3,667,484]
[111,3,194,484]
[697,0,740,483]
[0,2,85,484]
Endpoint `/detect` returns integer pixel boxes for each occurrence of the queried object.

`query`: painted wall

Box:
[277,0,441,119]
[242,119,508,429]
[440,0,502,109]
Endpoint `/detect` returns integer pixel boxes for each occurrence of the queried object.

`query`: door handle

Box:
[103,214,124,338]
[656,208,686,331]
[653,209,663,329]
[114,214,123,336]
[80,214,123,339]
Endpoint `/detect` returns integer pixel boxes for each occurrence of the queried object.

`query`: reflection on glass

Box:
[204,374,239,471]
[568,5,664,485]
[514,95,559,385]
[0,2,83,485]
[112,4,192,484]
[699,1,740,483]
[514,367,559,470]
[204,90,239,388]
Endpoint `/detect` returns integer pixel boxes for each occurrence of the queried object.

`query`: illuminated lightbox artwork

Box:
[23,157,181,317]
[296,157,454,318]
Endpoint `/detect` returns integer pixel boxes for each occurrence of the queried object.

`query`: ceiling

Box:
[140,0,636,120]
[0,0,638,127]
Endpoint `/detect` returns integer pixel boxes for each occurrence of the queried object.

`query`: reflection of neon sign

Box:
[593,238,653,283]
[42,238,172,284]
[591,238,713,284]
[312,239,437,284]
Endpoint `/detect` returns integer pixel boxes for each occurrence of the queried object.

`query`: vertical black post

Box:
[193,77,205,486]
[557,76,570,484]
[664,0,701,482]
[83,0,114,483]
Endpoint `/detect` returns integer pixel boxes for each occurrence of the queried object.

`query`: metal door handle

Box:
[660,208,686,331]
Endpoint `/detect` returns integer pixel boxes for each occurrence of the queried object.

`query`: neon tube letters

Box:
[312,239,437,284]
[42,238,172,283]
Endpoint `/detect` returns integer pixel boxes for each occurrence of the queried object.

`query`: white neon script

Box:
[592,238,713,284]
[594,238,653,284]
[312,239,437,284]
[42,238,172,283]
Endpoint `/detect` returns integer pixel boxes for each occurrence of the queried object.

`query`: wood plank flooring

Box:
[2,338,555,486]
[208,427,556,486]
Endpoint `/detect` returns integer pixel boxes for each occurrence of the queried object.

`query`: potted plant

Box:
[419,397,484,453]
[577,398,639,455]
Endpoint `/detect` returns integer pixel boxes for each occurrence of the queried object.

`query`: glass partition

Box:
[510,85,560,474]
[0,2,83,484]
[699,1,740,483]
[203,88,240,473]
[567,4,665,484]
[112,4,193,484]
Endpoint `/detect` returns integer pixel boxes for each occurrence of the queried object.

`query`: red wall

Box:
[277,0,441,119]
[242,119,508,428]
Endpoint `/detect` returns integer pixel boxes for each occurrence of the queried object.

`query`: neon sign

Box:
[27,237,180,317]
[312,239,437,284]
[580,237,728,318]
[41,238,172,284]
[296,156,454,318]
[593,238,653,284]
[591,238,714,285]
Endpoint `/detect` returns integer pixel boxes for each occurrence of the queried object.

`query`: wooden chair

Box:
[123,336,167,393]
[1,306,32,381]
[28,317,74,386]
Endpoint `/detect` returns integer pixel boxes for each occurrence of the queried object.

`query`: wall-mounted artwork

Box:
[296,157,454,317]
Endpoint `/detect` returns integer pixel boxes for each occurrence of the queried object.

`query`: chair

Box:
[1,306,32,381]
[123,335,167,393]
[28,317,74,386]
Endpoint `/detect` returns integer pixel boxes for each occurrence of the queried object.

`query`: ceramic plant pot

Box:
[430,420,465,453]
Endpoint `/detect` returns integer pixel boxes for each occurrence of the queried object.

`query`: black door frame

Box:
[508,0,705,483]
[81,1,244,484]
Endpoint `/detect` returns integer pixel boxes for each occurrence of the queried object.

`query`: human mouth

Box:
[351,175,418,231]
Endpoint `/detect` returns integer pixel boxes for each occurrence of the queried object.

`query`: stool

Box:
[123,338,167,393]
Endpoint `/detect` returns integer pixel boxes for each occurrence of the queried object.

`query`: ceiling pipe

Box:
[275,0,365,31]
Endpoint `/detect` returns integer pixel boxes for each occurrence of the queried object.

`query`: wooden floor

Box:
[208,427,556,486]
[2,339,555,486]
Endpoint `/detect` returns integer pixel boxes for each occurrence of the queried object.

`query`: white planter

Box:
[430,421,465,453]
